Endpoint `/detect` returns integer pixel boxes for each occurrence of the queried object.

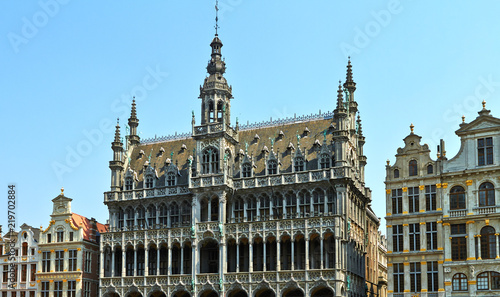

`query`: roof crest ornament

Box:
[215,0,220,36]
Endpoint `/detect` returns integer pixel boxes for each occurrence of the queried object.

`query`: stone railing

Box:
[190,174,230,188]
[474,206,498,215]
[232,167,346,190]
[449,209,467,217]
[224,216,336,236]
[101,270,335,288]
[102,227,191,243]
[104,186,191,202]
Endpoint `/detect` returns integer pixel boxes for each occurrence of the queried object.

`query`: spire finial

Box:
[131,97,137,119]
[60,187,64,195]
[336,82,345,110]
[114,118,121,143]
[482,100,486,109]
[462,115,465,123]
[215,0,219,35]
[357,113,363,135]
[343,58,356,93]
[410,123,414,134]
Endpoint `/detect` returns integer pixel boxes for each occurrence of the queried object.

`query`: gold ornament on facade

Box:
[466,180,473,186]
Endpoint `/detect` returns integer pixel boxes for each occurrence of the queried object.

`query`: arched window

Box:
[202,148,219,174]
[247,196,257,221]
[268,160,277,175]
[452,273,468,291]
[285,192,296,218]
[295,157,305,172]
[313,189,325,214]
[22,242,28,256]
[166,172,176,186]
[477,271,500,290]
[450,186,466,210]
[145,176,154,188]
[126,207,134,228]
[299,190,311,216]
[208,101,215,123]
[147,205,156,227]
[479,182,495,207]
[481,226,497,259]
[210,197,219,221]
[117,209,124,229]
[427,164,433,174]
[242,163,252,178]
[234,198,244,221]
[125,177,133,190]
[320,153,331,169]
[136,206,146,228]
[217,101,223,122]
[158,204,168,226]
[409,160,418,176]
[170,202,179,226]
[394,169,399,178]
[260,194,270,219]
[327,188,336,214]
[181,201,191,225]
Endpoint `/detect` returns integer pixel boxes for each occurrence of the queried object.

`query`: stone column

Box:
[387,264,393,296]
[99,249,104,278]
[436,222,443,251]
[145,246,149,276]
[111,249,115,277]
[157,247,161,275]
[468,222,476,260]
[121,248,126,277]
[168,246,172,275]
[134,247,137,276]
[277,239,282,270]
[263,240,267,272]
[249,242,253,272]
[305,239,309,270]
[403,224,409,252]
[320,237,324,269]
[496,233,500,259]
[404,262,410,297]
[236,241,240,272]
[477,235,482,260]
[291,239,295,270]
[420,222,426,252]
[180,244,184,274]
[437,262,444,294]
[420,261,428,293]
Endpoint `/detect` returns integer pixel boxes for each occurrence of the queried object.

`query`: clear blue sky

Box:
[1,1,499,233]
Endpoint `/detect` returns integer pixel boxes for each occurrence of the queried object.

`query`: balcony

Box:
[190,174,228,188]
[449,209,467,217]
[474,206,498,215]
[104,186,190,202]
[231,167,347,190]
[193,122,238,141]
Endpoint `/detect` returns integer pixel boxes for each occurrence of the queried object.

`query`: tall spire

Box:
[215,0,219,36]
[357,114,363,135]
[343,57,356,93]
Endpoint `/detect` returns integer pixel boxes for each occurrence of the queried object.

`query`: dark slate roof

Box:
[129,116,335,186]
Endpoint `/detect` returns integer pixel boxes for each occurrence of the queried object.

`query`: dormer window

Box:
[409,160,418,176]
[394,169,400,178]
[427,164,434,174]
[320,153,331,169]
[295,157,305,172]
[478,137,493,166]
[145,176,154,188]
[268,160,277,175]
[242,163,252,178]
[125,178,133,190]
[202,148,219,174]
[166,172,176,186]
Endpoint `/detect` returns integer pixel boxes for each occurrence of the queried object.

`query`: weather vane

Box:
[215,0,220,35]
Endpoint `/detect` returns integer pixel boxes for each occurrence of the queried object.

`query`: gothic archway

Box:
[228,289,248,297]
[310,287,333,297]
[282,289,304,297]
[254,289,275,297]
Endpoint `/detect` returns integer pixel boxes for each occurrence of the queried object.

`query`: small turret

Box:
[110,119,124,191]
[128,98,140,146]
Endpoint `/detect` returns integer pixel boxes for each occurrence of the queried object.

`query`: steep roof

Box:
[127,114,336,186]
[71,213,108,242]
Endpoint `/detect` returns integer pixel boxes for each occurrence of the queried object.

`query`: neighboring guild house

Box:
[0,224,40,297]
[37,189,108,297]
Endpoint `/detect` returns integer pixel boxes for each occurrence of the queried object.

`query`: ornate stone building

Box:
[36,189,108,297]
[0,224,40,297]
[99,24,384,297]
[385,102,499,297]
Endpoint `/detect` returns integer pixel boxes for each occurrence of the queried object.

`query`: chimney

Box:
[89,218,97,243]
